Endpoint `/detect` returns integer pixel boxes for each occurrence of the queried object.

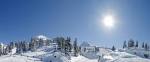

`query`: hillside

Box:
[0,45,150,62]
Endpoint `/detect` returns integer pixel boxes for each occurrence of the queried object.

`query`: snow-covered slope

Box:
[97,48,150,62]
[71,55,97,62]
[123,48,150,58]
[0,55,41,62]
[0,46,150,62]
[110,52,150,62]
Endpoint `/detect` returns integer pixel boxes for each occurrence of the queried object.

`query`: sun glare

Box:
[103,15,115,28]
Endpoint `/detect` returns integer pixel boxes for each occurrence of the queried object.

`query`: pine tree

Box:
[112,46,116,51]
[128,39,134,47]
[145,43,148,50]
[16,42,20,53]
[30,39,36,51]
[73,38,78,57]
[62,38,65,51]
[135,41,138,47]
[64,38,67,55]
[29,42,32,51]
[39,38,43,47]
[142,42,145,48]
[9,42,15,50]
[66,37,72,53]
[5,46,9,55]
[3,47,6,55]
[54,37,67,52]
[54,37,61,50]
[46,40,51,46]
[123,41,127,48]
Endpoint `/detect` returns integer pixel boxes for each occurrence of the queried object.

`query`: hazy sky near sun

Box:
[0,0,150,47]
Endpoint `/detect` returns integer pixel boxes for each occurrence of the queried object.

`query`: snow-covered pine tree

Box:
[22,41,25,52]
[54,37,61,50]
[57,37,64,51]
[19,41,22,53]
[65,38,68,53]
[142,42,145,48]
[30,38,36,51]
[64,38,67,55]
[5,46,9,55]
[145,43,148,50]
[123,41,127,48]
[26,42,30,51]
[9,42,15,50]
[62,37,66,51]
[22,41,29,52]
[111,45,116,51]
[39,38,43,47]
[55,37,65,51]
[128,39,134,47]
[65,37,72,54]
[16,42,20,53]
[29,42,32,51]
[73,38,78,57]
[3,46,6,55]
[46,40,51,46]
[135,41,138,47]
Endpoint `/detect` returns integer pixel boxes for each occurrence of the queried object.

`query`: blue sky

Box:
[0,0,150,48]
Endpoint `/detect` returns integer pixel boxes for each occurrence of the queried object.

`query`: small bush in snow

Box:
[144,54,149,58]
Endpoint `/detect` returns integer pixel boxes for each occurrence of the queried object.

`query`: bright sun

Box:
[103,15,115,28]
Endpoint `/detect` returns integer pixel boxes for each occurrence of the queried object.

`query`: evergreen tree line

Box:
[111,39,150,51]
[0,37,80,57]
[0,39,52,56]
[54,37,80,57]
[123,39,150,50]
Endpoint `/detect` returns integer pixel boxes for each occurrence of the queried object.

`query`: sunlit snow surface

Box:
[0,46,150,62]
[71,55,97,62]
